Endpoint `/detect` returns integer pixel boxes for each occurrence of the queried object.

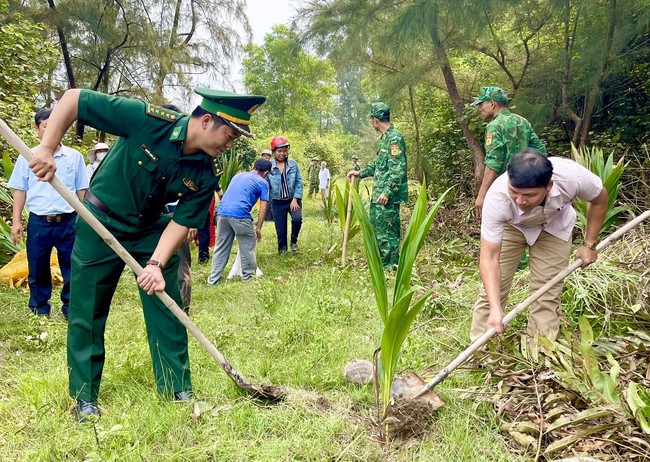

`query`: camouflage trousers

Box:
[308,183,319,197]
[370,201,400,269]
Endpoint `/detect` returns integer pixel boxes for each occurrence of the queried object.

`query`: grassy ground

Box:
[0,197,527,462]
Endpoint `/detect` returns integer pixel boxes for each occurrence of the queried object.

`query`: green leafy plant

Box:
[215,150,244,192]
[320,183,336,225]
[335,181,359,242]
[351,182,452,420]
[627,382,650,434]
[572,144,628,235]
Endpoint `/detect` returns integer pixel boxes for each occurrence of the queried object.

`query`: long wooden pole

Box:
[0,118,284,401]
[413,209,650,399]
[341,178,354,266]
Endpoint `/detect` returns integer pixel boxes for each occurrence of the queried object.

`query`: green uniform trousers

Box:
[369,201,400,269]
[68,201,190,402]
[308,183,318,197]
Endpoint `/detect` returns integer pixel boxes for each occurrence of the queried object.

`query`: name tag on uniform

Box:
[140,144,159,162]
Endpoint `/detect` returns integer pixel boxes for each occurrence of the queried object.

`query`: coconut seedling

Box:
[351,182,451,428]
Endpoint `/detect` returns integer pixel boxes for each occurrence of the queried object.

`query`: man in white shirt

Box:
[470,150,607,342]
[8,108,88,318]
[318,161,330,197]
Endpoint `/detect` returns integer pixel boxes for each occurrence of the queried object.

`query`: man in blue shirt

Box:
[8,108,89,318]
[207,158,271,284]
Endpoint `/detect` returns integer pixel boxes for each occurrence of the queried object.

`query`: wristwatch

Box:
[146,259,164,270]
[582,240,598,250]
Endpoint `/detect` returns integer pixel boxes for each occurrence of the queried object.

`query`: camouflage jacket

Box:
[485,109,547,175]
[306,164,320,184]
[360,125,408,204]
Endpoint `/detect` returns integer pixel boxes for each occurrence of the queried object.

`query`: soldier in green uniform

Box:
[351,155,360,171]
[306,156,320,198]
[28,87,265,422]
[471,86,547,218]
[347,102,407,270]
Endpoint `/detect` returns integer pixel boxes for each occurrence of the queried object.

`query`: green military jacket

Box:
[484,109,547,175]
[306,163,319,185]
[360,125,408,204]
[79,90,219,229]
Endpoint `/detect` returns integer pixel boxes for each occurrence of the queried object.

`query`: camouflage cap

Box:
[471,86,509,106]
[369,102,390,120]
[194,88,266,138]
[311,156,319,161]
[351,155,359,160]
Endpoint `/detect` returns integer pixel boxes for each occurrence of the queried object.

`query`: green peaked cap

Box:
[369,102,390,119]
[194,88,266,138]
[471,86,509,105]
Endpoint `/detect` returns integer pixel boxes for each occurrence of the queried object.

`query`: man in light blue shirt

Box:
[207,158,270,284]
[8,108,88,318]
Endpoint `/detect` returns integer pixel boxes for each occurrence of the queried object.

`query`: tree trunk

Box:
[560,0,583,148]
[407,84,423,184]
[578,0,617,149]
[47,0,84,141]
[428,20,484,189]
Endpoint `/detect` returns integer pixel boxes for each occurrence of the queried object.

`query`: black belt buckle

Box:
[45,214,63,223]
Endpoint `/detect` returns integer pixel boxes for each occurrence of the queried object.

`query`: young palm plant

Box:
[351,182,452,422]
[571,144,628,234]
[215,149,244,192]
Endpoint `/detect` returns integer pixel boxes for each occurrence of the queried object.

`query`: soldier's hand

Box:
[28,147,57,182]
[186,228,197,243]
[475,195,485,220]
[137,265,166,295]
[11,222,23,245]
[377,194,388,205]
[346,170,360,180]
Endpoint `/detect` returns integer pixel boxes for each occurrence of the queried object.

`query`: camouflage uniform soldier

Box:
[306,157,320,198]
[351,155,360,171]
[472,86,547,218]
[347,102,407,270]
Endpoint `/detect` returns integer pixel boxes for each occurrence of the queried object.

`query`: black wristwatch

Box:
[146,259,164,270]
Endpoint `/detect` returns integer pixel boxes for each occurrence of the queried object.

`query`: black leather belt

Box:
[84,190,110,213]
[32,212,76,223]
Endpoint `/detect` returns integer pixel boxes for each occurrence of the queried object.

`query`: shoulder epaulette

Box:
[146,104,179,123]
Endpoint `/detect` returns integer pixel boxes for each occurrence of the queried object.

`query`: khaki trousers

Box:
[470,225,572,342]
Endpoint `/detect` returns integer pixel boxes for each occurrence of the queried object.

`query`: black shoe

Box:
[76,400,100,423]
[173,390,195,402]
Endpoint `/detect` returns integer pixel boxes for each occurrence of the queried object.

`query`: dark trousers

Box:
[271,198,302,252]
[197,217,211,263]
[26,212,76,316]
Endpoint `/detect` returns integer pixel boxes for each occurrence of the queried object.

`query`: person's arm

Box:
[528,130,547,155]
[136,220,189,295]
[290,162,303,211]
[377,138,406,205]
[29,89,81,181]
[475,167,499,219]
[11,190,26,244]
[479,238,507,335]
[256,201,268,241]
[574,188,608,267]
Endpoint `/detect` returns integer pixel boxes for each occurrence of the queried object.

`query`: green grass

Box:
[0,197,525,461]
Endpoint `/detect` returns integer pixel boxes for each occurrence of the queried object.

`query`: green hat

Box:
[369,102,390,120]
[311,156,319,161]
[471,86,508,106]
[194,88,266,138]
[351,155,359,160]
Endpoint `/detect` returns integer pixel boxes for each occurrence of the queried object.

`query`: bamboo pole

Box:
[414,209,650,399]
[341,177,354,266]
[0,117,285,401]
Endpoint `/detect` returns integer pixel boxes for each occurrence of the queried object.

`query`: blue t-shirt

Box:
[217,171,269,220]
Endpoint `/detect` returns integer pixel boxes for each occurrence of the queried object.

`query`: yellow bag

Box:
[0,249,62,289]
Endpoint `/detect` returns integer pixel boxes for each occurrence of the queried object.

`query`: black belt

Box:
[32,211,76,223]
[84,190,110,213]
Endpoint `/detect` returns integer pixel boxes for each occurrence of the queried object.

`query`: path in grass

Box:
[0,197,526,461]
